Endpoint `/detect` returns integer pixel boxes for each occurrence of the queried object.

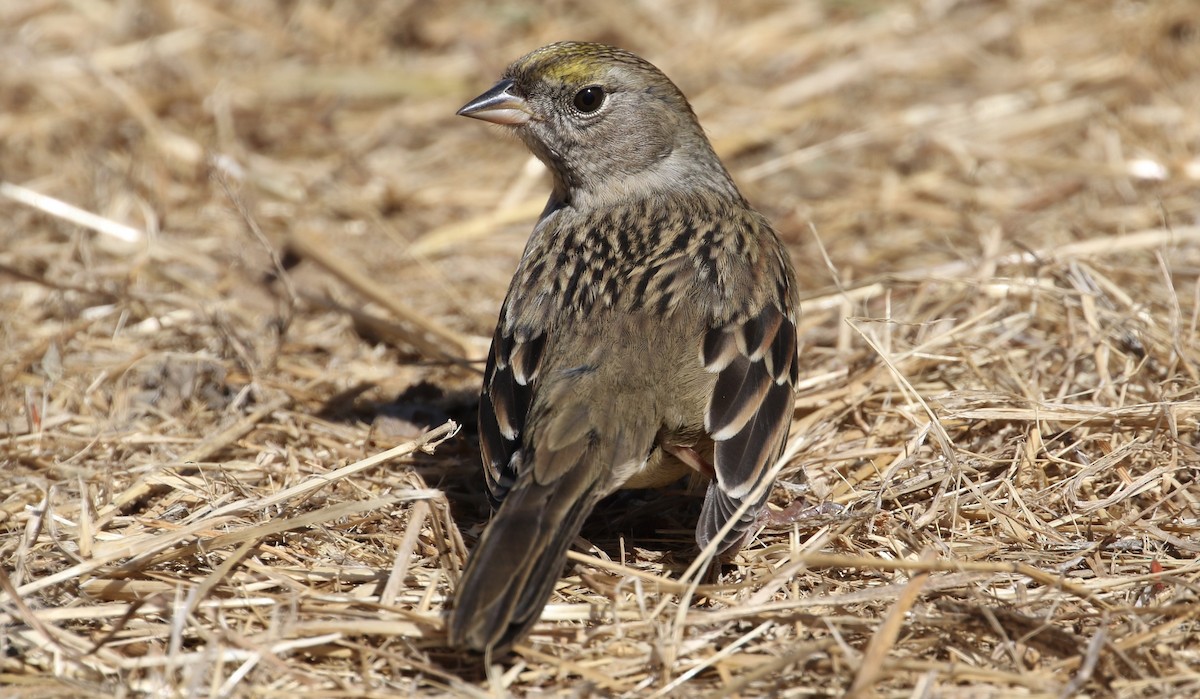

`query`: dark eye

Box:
[573,86,605,113]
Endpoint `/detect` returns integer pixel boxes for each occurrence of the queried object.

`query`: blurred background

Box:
[3,0,1198,365]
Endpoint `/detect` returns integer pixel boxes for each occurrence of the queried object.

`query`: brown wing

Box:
[478,311,546,509]
[697,302,798,552]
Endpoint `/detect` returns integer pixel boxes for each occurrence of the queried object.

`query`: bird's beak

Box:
[457,79,532,125]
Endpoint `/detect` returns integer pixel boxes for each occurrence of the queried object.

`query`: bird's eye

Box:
[573,86,605,113]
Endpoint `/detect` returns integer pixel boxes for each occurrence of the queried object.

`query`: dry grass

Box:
[3,0,1199,696]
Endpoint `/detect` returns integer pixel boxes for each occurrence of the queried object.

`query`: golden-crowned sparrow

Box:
[449,41,799,653]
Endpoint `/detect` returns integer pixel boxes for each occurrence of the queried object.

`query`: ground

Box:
[2,1,1199,697]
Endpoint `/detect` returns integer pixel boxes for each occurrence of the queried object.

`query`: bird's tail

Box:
[448,448,607,653]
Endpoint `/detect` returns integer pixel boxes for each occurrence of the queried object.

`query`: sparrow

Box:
[448,41,799,653]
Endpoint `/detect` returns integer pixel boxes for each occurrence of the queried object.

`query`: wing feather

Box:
[479,322,545,508]
[706,355,771,441]
[698,303,798,552]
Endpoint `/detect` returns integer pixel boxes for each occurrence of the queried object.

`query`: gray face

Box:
[506,60,684,194]
[457,42,735,205]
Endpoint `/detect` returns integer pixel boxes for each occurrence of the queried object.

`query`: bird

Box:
[448,41,799,654]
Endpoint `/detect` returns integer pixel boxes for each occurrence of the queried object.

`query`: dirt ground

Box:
[2,0,1199,696]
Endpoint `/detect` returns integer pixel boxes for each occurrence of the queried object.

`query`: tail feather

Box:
[448,449,604,653]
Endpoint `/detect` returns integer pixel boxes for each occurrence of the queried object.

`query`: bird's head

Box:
[459,41,736,206]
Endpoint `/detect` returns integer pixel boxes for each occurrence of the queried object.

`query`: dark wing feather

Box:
[699,303,797,552]
[479,320,545,509]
